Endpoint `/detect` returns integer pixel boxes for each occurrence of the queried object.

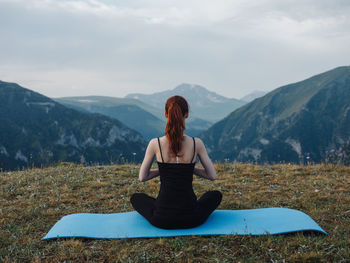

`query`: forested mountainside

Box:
[55,97,165,140]
[201,66,350,164]
[0,81,146,170]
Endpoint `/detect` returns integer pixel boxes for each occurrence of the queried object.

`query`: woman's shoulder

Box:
[183,135,204,148]
[146,138,158,148]
[150,136,166,142]
[188,136,203,144]
[149,136,166,146]
[191,137,205,151]
[151,135,204,145]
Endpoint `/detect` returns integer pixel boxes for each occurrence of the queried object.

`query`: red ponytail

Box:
[165,96,189,156]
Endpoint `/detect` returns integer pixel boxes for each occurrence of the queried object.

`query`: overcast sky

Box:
[0,0,349,99]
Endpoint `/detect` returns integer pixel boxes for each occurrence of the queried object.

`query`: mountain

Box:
[54,96,161,117]
[57,84,244,139]
[126,83,246,122]
[201,66,350,164]
[185,117,214,137]
[55,96,164,140]
[0,81,146,171]
[55,94,215,139]
[240,90,267,102]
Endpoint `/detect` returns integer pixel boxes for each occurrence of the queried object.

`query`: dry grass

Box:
[1,163,350,262]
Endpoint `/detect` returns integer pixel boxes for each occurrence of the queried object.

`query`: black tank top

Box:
[154,137,197,216]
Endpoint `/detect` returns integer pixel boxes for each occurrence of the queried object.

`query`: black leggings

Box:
[130,191,222,229]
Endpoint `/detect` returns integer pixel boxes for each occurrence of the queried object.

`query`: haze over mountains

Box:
[201,66,350,164]
[1,66,349,170]
[56,84,245,140]
[126,83,246,122]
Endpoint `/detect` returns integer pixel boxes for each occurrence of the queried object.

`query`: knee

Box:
[200,190,222,207]
[211,190,222,205]
[211,190,222,200]
[130,192,142,204]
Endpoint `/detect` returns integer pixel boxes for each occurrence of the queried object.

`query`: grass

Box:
[1,162,350,262]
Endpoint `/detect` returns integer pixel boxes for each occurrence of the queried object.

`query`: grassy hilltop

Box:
[1,163,350,262]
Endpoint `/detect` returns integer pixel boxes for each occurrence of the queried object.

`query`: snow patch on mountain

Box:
[56,133,79,148]
[0,146,9,156]
[239,147,261,161]
[77,99,97,103]
[206,93,225,103]
[260,138,270,145]
[285,138,302,156]
[15,150,28,163]
[83,137,101,147]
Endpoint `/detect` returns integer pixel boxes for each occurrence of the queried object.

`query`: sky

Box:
[0,0,350,99]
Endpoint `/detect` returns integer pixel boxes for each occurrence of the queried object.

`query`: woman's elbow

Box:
[209,172,217,181]
[138,173,146,182]
[139,176,147,182]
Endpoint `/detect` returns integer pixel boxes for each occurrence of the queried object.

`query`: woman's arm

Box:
[193,167,208,179]
[139,139,160,182]
[140,169,159,182]
[194,138,217,181]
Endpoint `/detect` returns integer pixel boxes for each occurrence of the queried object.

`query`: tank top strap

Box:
[191,137,196,163]
[157,137,164,163]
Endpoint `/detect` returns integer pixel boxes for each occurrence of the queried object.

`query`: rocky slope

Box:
[201,66,350,163]
[0,81,146,170]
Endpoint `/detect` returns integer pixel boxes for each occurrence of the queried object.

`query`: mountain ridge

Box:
[0,81,146,170]
[201,66,350,163]
[126,83,246,122]
[240,90,267,102]
[55,95,214,139]
[55,96,165,140]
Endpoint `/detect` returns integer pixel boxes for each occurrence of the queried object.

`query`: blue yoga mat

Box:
[42,208,327,240]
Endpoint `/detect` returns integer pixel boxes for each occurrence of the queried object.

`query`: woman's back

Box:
[156,135,196,164]
[155,136,197,215]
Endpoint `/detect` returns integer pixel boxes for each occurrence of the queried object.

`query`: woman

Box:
[130,95,222,229]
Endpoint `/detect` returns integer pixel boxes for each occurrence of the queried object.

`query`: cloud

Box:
[0,0,349,98]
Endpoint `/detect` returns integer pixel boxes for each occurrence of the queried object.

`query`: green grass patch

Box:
[1,163,349,262]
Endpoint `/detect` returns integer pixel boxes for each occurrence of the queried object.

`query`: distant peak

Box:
[174,83,207,91]
[240,90,267,102]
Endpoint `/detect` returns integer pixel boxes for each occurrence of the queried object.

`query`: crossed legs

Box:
[130,190,222,229]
